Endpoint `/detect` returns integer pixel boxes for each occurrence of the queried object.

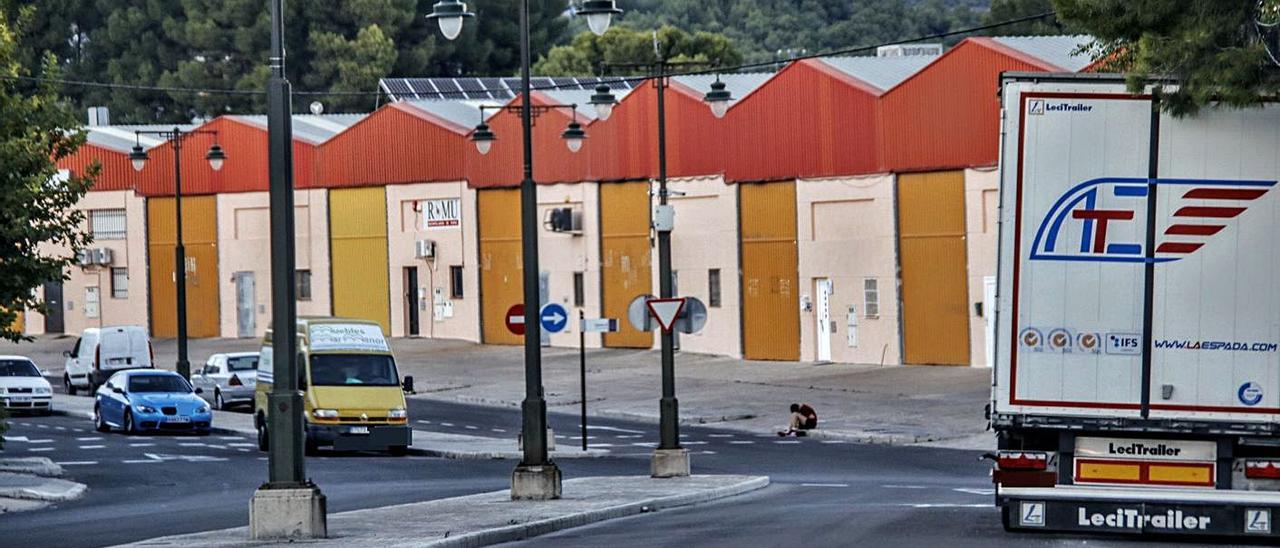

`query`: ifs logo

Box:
[1030,178,1276,263]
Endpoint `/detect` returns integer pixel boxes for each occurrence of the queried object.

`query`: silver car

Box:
[191,352,259,410]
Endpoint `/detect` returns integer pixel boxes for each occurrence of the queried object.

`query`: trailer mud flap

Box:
[1006,498,1279,537]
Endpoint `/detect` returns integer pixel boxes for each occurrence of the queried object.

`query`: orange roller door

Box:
[148,196,220,338]
[897,171,971,365]
[600,182,653,349]
[739,182,800,361]
[478,189,523,345]
[330,187,391,335]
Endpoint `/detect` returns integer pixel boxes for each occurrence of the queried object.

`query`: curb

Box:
[0,457,63,477]
[426,475,770,548]
[409,392,968,447]
[0,473,87,502]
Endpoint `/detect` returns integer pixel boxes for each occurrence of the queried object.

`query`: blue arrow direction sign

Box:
[540,303,569,334]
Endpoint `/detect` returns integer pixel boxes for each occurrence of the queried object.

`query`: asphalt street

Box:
[0,397,1241,547]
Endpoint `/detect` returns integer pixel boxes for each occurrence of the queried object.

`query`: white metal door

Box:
[816,279,832,362]
[235,272,255,338]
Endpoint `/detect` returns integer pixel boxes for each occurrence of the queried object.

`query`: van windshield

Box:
[309,354,399,387]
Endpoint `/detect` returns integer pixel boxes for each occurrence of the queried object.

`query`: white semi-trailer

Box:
[991,72,1280,538]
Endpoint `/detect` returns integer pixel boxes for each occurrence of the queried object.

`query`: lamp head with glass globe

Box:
[588,84,618,121]
[577,0,623,36]
[426,0,474,41]
[704,78,733,119]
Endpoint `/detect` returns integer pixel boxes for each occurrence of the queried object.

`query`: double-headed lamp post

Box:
[428,0,619,500]
[129,130,226,382]
[589,64,733,477]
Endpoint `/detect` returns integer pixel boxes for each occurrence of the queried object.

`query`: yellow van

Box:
[254,318,411,455]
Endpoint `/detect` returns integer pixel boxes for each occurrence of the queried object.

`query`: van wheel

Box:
[256,415,269,452]
[64,376,77,396]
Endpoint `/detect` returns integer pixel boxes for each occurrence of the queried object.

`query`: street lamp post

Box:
[591,62,733,477]
[246,0,326,540]
[429,0,619,500]
[129,129,226,383]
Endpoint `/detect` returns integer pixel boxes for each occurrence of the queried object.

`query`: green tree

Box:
[0,7,95,342]
[534,25,742,76]
[1055,0,1280,115]
[984,0,1074,36]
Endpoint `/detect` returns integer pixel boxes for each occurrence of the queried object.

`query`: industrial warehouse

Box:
[18,35,1097,368]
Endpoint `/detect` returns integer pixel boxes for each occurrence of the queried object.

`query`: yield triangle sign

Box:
[646,298,686,333]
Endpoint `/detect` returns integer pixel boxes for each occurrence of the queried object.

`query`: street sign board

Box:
[647,298,686,333]
[674,296,708,334]
[505,304,525,335]
[581,318,619,333]
[627,294,656,331]
[540,303,569,334]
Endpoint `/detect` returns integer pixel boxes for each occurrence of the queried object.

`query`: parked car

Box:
[93,370,211,435]
[192,352,259,410]
[0,356,53,414]
[64,326,154,396]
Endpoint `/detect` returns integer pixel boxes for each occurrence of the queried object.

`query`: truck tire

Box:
[1000,504,1015,532]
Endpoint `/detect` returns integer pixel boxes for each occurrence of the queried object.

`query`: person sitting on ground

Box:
[778,403,818,436]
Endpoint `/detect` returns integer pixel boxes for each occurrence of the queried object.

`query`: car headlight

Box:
[196,406,209,414]
[136,405,157,413]
[34,387,52,395]
[311,408,339,419]
[388,408,407,419]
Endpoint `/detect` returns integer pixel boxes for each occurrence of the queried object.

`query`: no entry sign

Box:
[505,304,526,335]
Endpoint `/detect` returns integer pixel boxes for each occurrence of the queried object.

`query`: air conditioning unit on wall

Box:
[544,207,583,234]
[415,239,436,259]
[77,248,114,267]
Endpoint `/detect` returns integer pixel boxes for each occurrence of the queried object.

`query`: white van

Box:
[63,326,154,395]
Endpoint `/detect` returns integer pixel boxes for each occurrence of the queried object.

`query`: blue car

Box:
[93,370,212,435]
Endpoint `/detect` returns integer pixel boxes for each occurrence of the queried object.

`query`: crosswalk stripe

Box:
[728,441,755,445]
[708,434,735,438]
[56,461,97,466]
[76,437,104,441]
[29,448,54,452]
[79,445,106,449]
[122,459,161,464]
[774,440,801,444]
[129,443,156,447]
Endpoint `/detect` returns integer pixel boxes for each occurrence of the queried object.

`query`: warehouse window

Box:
[573,272,585,307]
[296,270,312,301]
[708,269,721,308]
[110,268,128,299]
[863,278,879,318]
[89,209,127,240]
[450,266,464,299]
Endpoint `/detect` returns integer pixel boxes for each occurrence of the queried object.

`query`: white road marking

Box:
[6,436,28,442]
[228,443,256,448]
[25,439,54,444]
[708,434,735,438]
[491,428,506,433]
[76,437,104,441]
[179,443,206,447]
[79,445,106,449]
[16,422,29,426]
[820,440,849,444]
[907,504,991,509]
[55,461,97,466]
[417,420,432,424]
[682,441,708,445]
[439,422,454,427]
[129,443,156,447]
[588,443,615,447]
[728,441,755,445]
[54,426,67,431]
[615,435,643,439]
[801,483,849,488]
[694,450,717,455]
[238,448,251,452]
[883,485,929,489]
[954,488,995,496]
[122,459,162,464]
[71,428,85,433]
[774,440,801,445]
[35,424,48,429]
[29,448,54,452]
[257,457,267,461]
[569,436,596,440]
[630,442,657,447]
[588,426,644,434]
[464,425,478,430]
[218,436,241,440]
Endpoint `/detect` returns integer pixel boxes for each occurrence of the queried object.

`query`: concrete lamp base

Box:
[249,485,328,540]
[651,448,691,478]
[511,464,562,500]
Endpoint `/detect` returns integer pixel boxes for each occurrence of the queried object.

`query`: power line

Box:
[1,10,1058,100]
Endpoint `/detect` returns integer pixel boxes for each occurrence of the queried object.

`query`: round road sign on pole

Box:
[675,296,708,334]
[627,294,655,331]
[505,304,526,335]
[540,303,569,334]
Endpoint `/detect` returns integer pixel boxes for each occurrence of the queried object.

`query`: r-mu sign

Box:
[421,198,462,230]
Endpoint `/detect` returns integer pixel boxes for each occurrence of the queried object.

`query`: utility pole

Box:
[250,0,326,539]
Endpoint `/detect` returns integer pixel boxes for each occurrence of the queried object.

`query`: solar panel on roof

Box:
[551,77,580,89]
